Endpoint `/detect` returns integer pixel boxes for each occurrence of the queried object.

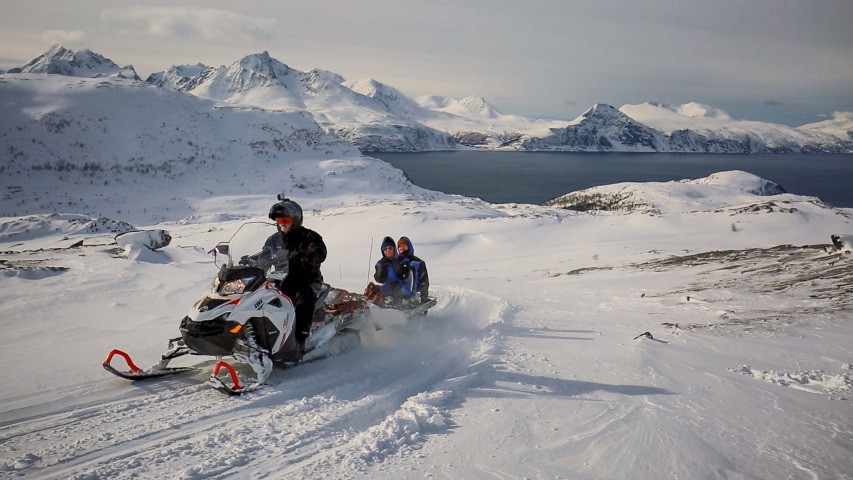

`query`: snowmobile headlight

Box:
[220,276,256,295]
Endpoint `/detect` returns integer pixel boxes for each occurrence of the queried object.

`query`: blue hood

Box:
[397,236,414,255]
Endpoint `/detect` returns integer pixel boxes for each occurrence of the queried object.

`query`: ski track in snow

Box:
[0,287,508,479]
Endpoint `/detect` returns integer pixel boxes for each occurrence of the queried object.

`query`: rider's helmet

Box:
[268,196,303,229]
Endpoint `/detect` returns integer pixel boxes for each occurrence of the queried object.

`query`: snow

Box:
[0,57,852,479]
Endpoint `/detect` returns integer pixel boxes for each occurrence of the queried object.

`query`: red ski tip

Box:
[212,361,244,391]
[104,349,142,373]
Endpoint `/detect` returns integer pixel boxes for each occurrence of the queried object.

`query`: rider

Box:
[264,197,326,351]
[372,236,410,304]
[397,236,430,303]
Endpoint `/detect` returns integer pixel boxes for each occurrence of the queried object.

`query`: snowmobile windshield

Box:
[212,222,285,274]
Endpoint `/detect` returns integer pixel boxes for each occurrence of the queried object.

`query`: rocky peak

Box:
[146,63,208,90]
[235,51,290,79]
[580,103,625,121]
[8,45,140,80]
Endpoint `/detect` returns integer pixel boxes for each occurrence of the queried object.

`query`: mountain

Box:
[177,52,458,152]
[799,112,853,143]
[0,73,357,223]
[656,101,732,120]
[417,95,503,119]
[7,45,140,80]
[515,101,850,153]
[619,102,844,153]
[344,78,425,118]
[145,63,209,90]
[544,170,791,214]
[523,104,663,151]
[340,80,564,147]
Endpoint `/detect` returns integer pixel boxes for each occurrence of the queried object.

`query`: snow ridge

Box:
[544,170,791,214]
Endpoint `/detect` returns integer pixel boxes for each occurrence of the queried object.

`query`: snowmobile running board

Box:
[103,349,194,380]
[374,298,436,318]
[405,298,436,317]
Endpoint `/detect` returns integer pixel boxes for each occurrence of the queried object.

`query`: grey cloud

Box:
[100,6,275,44]
[42,30,88,48]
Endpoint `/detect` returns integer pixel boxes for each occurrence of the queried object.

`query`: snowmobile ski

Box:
[103,349,194,380]
[208,361,265,395]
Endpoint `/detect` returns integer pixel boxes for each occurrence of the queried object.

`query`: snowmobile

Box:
[104,222,371,394]
[103,222,436,395]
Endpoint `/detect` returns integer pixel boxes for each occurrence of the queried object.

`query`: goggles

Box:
[276,217,294,228]
[383,245,395,251]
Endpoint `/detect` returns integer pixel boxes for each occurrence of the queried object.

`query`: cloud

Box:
[42,30,88,47]
[763,100,784,106]
[100,6,275,44]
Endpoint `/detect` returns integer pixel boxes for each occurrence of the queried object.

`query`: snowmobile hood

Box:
[380,236,396,255]
[397,236,414,255]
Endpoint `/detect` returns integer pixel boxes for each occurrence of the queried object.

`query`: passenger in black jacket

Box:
[263,198,326,348]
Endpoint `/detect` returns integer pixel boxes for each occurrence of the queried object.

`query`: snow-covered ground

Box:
[0,129,851,480]
[1,58,851,478]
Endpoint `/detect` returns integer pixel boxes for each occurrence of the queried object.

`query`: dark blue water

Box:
[375,152,853,208]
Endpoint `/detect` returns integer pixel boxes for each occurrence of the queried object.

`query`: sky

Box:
[1,0,851,126]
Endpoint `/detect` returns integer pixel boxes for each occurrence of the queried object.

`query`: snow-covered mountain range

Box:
[3,46,851,153]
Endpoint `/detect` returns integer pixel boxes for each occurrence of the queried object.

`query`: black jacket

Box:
[264,226,326,291]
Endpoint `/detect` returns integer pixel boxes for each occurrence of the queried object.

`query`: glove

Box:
[238,255,251,266]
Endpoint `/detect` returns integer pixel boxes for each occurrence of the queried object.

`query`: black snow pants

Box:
[282,285,317,346]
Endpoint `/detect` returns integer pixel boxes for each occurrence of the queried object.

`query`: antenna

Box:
[366,237,374,285]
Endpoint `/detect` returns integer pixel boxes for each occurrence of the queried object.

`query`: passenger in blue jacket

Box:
[373,236,410,301]
[397,236,430,303]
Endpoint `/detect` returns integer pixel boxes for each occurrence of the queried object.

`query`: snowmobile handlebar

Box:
[239,247,289,273]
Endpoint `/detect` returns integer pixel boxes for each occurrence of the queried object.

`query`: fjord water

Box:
[375,152,853,207]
